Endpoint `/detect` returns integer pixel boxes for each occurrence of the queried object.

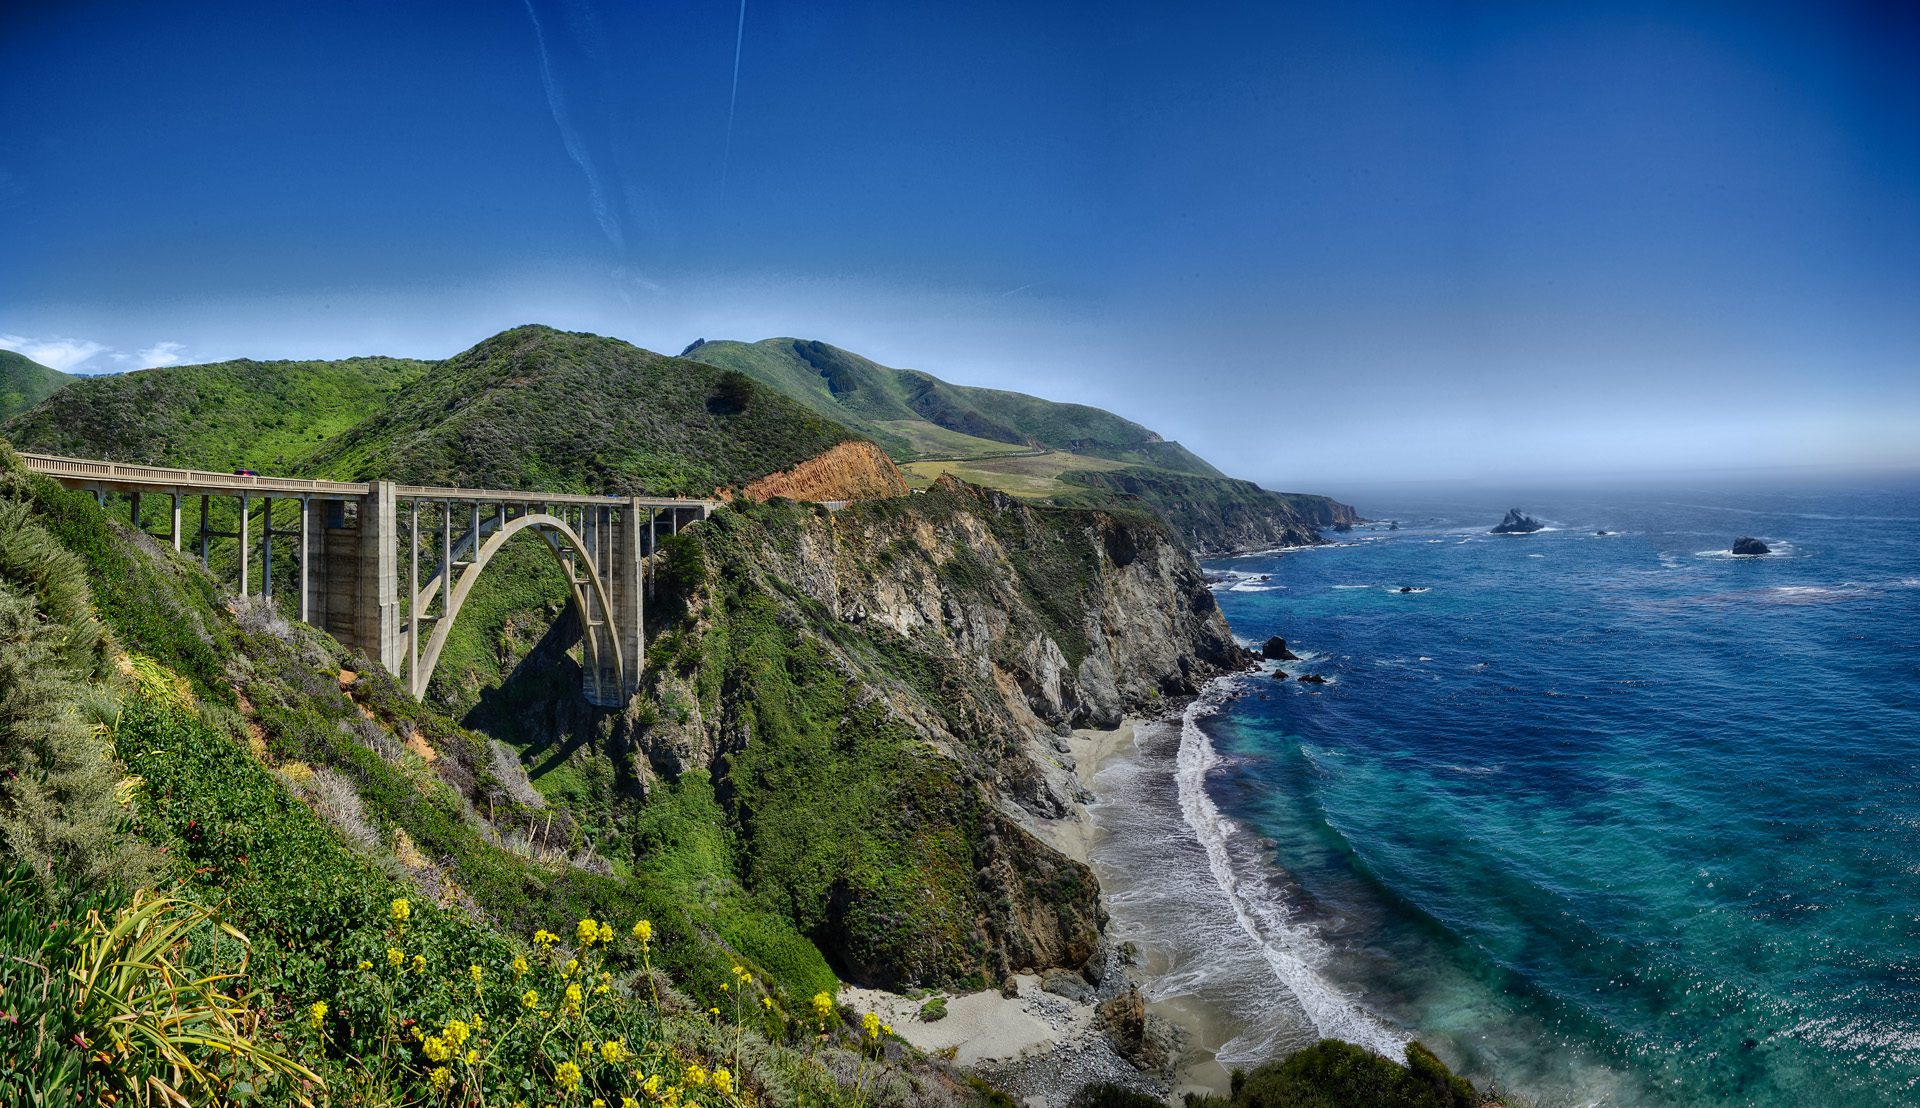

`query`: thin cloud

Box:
[137,341,187,368]
[0,333,109,372]
[522,0,624,253]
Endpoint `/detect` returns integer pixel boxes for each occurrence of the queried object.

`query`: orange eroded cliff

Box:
[742,439,910,503]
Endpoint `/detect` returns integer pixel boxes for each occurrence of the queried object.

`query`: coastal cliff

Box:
[632,476,1251,987]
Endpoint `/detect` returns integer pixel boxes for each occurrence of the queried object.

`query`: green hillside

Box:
[3,353,430,472]
[684,337,1223,474]
[684,337,1358,552]
[0,349,75,420]
[309,326,858,495]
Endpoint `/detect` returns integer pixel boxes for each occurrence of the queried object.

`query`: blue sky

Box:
[3,1,1916,487]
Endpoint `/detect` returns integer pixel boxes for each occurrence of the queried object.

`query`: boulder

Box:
[1733,536,1771,556]
[1261,636,1300,661]
[1398,586,1415,593]
[1297,674,1328,685]
[1491,508,1545,534]
[1040,967,1094,1003]
[1595,530,1610,536]
[1096,986,1170,1071]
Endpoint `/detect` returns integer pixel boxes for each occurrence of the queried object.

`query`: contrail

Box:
[720,0,747,197]
[523,0,623,251]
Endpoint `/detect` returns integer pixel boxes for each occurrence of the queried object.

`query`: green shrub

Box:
[1192,1039,1482,1108]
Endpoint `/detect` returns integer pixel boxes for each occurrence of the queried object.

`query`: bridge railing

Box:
[18,452,371,498]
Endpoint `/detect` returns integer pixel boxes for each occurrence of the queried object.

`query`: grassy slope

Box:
[685,338,1222,473]
[685,338,1358,551]
[309,325,857,495]
[3,355,430,472]
[0,350,75,421]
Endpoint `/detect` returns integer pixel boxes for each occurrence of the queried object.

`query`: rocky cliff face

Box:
[741,440,910,503]
[631,476,1249,988]
[1061,469,1361,554]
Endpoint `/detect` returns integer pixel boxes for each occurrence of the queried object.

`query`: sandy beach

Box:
[838,714,1244,1107]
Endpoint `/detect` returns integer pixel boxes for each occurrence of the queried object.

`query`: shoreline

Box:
[850,705,1253,1106]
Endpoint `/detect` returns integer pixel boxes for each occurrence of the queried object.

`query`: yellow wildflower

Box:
[631,919,652,943]
[563,958,578,978]
[421,1035,451,1063]
[762,996,772,1010]
[390,897,411,923]
[555,1060,582,1093]
[412,953,427,974]
[684,1062,708,1088]
[388,947,405,968]
[563,982,584,1013]
[307,1000,327,1027]
[861,1011,881,1040]
[811,991,833,1021]
[427,1066,451,1092]
[465,1048,480,1066]
[643,1074,662,1097]
[576,917,600,946]
[623,1098,640,1108]
[599,1038,628,1065]
[598,921,614,945]
[707,1006,719,1017]
[470,964,484,985]
[513,954,530,977]
[443,1018,471,1047]
[593,1100,606,1108]
[521,988,541,1010]
[712,1067,734,1095]
[534,928,558,946]
[357,959,372,971]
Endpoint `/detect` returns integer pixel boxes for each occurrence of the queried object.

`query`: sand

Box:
[841,974,1098,1068]
[844,715,1242,1105]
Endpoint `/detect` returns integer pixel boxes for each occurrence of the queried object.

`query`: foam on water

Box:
[1171,683,1405,1057]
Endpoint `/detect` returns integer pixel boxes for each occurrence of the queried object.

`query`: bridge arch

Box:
[408,512,625,704]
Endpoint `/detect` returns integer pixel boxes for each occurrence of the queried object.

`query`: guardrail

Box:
[19,452,718,510]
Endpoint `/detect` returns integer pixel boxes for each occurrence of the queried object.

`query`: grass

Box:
[900,450,1131,498]
[3,355,429,473]
[305,325,858,496]
[0,349,74,421]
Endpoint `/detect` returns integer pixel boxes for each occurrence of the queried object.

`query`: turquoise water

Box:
[1100,477,1920,1107]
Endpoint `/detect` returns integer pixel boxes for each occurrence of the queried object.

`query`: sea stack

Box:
[1491,508,1545,534]
[1262,636,1301,661]
[1732,536,1772,556]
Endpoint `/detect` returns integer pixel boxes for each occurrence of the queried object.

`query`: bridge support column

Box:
[354,481,401,675]
[614,499,645,705]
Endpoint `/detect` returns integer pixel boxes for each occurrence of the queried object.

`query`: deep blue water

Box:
[1175,478,1920,1105]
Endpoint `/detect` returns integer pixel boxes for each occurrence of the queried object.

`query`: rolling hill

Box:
[0,349,75,420]
[2,352,431,471]
[683,337,1358,551]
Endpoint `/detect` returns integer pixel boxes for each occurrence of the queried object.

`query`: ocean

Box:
[1085,475,1920,1106]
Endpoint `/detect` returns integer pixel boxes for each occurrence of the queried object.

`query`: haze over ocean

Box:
[1088,475,1920,1105]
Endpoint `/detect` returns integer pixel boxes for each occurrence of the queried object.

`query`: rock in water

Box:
[1491,508,1545,534]
[1733,536,1772,556]
[1297,673,1329,684]
[1261,636,1300,661]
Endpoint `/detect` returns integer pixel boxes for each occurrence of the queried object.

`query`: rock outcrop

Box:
[1491,508,1545,534]
[1733,536,1771,556]
[742,439,910,503]
[1261,636,1300,661]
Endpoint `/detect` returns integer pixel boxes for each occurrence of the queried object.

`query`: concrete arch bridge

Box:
[19,452,717,708]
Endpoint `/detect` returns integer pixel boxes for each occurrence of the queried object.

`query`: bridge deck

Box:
[19,452,718,510]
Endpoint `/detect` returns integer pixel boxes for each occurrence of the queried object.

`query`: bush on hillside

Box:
[1186,1039,1483,1108]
